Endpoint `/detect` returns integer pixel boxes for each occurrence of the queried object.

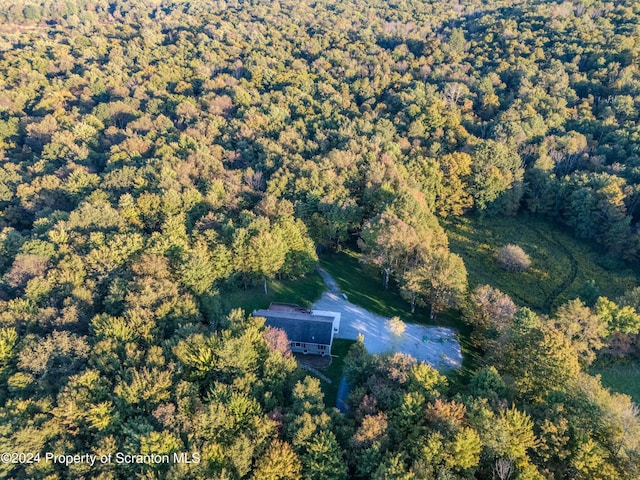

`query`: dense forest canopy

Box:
[1,0,640,478]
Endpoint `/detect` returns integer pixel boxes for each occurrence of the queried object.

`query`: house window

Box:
[295,342,301,347]
[318,345,326,350]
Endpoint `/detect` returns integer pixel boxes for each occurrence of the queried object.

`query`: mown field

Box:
[319,250,467,327]
[445,213,640,313]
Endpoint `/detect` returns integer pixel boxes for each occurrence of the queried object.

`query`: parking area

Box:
[313,269,462,369]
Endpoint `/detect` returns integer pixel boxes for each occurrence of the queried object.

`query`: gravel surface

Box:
[314,268,462,369]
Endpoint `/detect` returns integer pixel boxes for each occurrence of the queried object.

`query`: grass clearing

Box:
[319,250,464,328]
[322,339,356,406]
[445,213,640,313]
[221,271,326,314]
[319,250,477,375]
[591,361,640,404]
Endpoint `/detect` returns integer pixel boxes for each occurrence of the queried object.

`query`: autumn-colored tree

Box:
[254,440,302,480]
[553,298,608,365]
[435,152,473,217]
[358,213,420,290]
[400,249,467,320]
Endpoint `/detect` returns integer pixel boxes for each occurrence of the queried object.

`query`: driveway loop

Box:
[315,267,462,369]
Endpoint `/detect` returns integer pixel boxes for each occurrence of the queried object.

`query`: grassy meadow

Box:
[591,361,640,404]
[445,213,640,313]
[446,213,640,400]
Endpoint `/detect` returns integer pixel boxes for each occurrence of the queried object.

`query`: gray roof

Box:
[254,309,334,345]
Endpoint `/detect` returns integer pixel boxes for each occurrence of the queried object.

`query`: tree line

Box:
[0,0,639,478]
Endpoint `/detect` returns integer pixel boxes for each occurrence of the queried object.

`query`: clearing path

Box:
[314,267,462,369]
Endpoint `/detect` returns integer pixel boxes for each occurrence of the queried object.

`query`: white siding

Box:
[289,341,330,356]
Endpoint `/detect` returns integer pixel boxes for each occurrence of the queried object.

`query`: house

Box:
[254,303,341,356]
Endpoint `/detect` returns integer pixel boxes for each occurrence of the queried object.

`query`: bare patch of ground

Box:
[294,353,332,370]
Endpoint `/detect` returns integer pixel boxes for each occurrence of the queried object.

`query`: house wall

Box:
[289,341,330,356]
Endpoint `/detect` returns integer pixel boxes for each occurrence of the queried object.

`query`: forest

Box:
[0,0,640,478]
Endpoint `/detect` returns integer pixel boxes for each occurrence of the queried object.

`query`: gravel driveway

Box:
[314,268,462,369]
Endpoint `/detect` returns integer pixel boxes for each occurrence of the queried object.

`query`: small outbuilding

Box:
[254,303,341,356]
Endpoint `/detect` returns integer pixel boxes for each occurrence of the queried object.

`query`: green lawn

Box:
[319,250,478,375]
[445,213,640,313]
[322,339,356,407]
[221,271,326,314]
[591,361,640,404]
[319,250,464,328]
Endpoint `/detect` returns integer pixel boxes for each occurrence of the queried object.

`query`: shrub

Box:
[496,244,531,272]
